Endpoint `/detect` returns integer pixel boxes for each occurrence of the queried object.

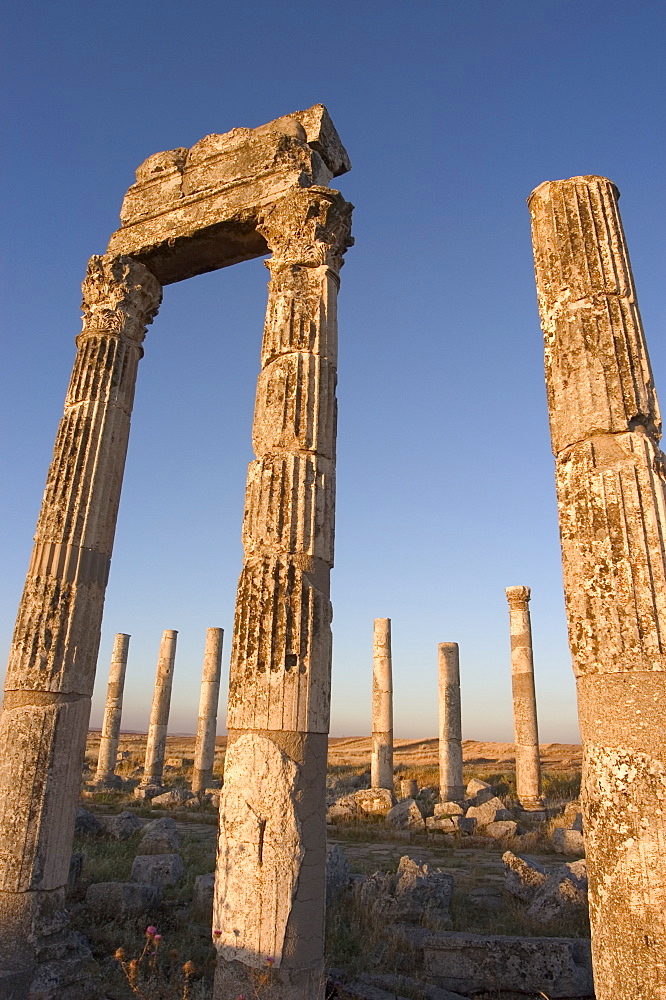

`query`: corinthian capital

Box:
[505,585,531,608]
[258,187,354,273]
[80,254,162,345]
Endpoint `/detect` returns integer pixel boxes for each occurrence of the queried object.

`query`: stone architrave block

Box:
[353,788,395,815]
[465,797,511,826]
[192,872,215,921]
[326,844,352,904]
[74,806,102,836]
[483,820,518,839]
[131,853,185,886]
[101,811,142,840]
[502,851,548,902]
[423,931,593,997]
[434,802,464,817]
[552,828,585,856]
[386,799,425,831]
[86,881,162,916]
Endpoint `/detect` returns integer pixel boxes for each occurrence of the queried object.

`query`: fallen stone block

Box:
[131,853,185,885]
[133,784,163,801]
[101,810,142,840]
[399,779,418,799]
[426,816,456,833]
[327,843,352,903]
[552,827,585,856]
[353,787,395,815]
[451,815,476,834]
[465,778,494,805]
[74,806,102,836]
[86,881,161,916]
[434,801,463,817]
[165,757,193,767]
[423,931,593,997]
[483,820,518,839]
[502,851,548,902]
[386,798,425,831]
[393,856,453,922]
[327,794,361,822]
[142,816,177,836]
[465,796,511,826]
[527,860,588,923]
[150,788,194,807]
[192,872,215,920]
[138,826,180,855]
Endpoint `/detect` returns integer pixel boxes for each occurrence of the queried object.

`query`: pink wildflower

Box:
[153,934,162,942]
[146,926,157,936]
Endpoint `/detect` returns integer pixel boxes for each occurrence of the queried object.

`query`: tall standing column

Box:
[505,587,544,812]
[530,175,666,999]
[438,642,464,803]
[371,618,393,790]
[137,630,177,795]
[192,627,224,794]
[213,187,353,1000]
[94,633,131,788]
[0,256,161,996]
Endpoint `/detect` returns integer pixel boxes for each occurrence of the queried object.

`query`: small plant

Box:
[114,926,202,1000]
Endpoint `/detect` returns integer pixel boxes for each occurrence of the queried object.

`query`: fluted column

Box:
[438,642,464,803]
[0,256,161,996]
[505,587,544,812]
[137,630,177,794]
[371,618,393,790]
[530,175,666,999]
[192,627,224,794]
[94,633,131,788]
[213,187,353,1000]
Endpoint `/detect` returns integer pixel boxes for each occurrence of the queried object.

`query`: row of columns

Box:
[370,588,544,812]
[93,627,224,795]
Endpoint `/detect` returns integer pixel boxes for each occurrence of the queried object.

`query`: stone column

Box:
[137,629,177,796]
[192,627,224,794]
[438,642,464,803]
[504,587,544,812]
[93,633,131,788]
[371,618,393,790]
[529,175,666,999]
[0,255,161,996]
[212,187,353,1000]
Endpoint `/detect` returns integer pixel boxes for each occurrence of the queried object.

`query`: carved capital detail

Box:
[506,585,531,608]
[258,187,353,273]
[80,254,162,345]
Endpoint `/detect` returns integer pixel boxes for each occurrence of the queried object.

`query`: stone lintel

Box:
[107,105,350,286]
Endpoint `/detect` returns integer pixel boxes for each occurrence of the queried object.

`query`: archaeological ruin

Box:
[530,175,666,998]
[0,105,353,1000]
[93,633,130,789]
[136,629,178,798]
[191,627,224,795]
[438,642,464,804]
[505,586,544,814]
[371,618,394,790]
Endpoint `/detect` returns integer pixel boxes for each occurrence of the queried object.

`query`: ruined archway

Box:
[0,105,353,1000]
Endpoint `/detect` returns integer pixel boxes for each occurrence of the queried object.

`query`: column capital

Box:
[79,254,162,347]
[258,187,353,274]
[505,585,531,607]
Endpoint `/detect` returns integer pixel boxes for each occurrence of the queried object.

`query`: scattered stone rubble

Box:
[358,855,453,926]
[503,850,588,923]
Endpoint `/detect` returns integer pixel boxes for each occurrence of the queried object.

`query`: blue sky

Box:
[1,1,664,742]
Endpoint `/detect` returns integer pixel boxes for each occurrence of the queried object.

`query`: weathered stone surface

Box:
[191,627,223,794]
[131,853,184,886]
[137,827,179,855]
[451,816,476,835]
[353,787,395,815]
[464,779,494,805]
[527,860,588,923]
[149,788,194,808]
[502,851,548,902]
[68,853,83,885]
[74,806,102,837]
[552,827,585,856]
[434,801,464,817]
[133,783,162,801]
[326,844,351,904]
[372,618,393,790]
[426,816,456,833]
[385,799,425,831]
[424,931,593,997]
[399,778,417,799]
[86,881,161,916]
[327,794,360,822]
[483,820,518,839]
[465,796,511,826]
[139,630,178,791]
[505,587,544,810]
[93,634,130,787]
[100,810,142,841]
[438,643,464,803]
[530,174,666,997]
[141,816,177,837]
[192,872,215,921]
[358,856,452,926]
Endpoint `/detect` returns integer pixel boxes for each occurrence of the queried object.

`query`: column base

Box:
[213,957,325,1000]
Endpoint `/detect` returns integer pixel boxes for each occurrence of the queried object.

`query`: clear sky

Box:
[1,1,664,743]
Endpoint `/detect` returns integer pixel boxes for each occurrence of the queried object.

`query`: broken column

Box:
[438,642,464,803]
[213,187,353,1000]
[505,587,544,813]
[136,629,177,797]
[371,618,394,790]
[93,633,131,788]
[529,175,666,998]
[191,627,224,794]
[0,256,161,997]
